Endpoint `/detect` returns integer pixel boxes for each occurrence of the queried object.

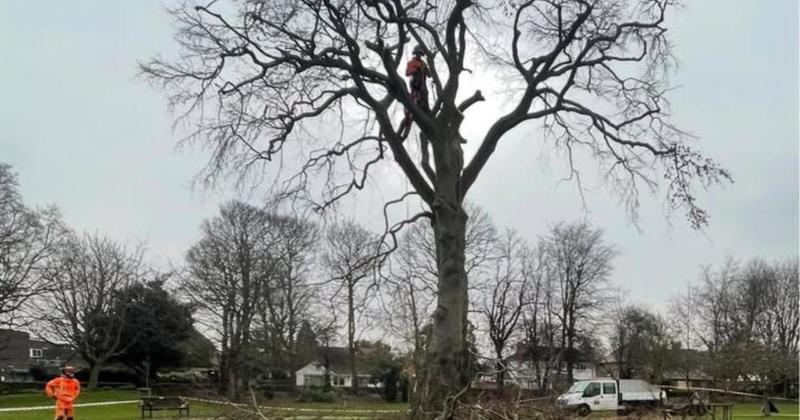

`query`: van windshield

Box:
[566,381,589,393]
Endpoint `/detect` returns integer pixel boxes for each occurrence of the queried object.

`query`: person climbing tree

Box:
[398,45,430,141]
[45,365,81,420]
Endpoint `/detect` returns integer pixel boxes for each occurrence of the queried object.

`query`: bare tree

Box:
[763,258,800,397]
[517,243,563,391]
[686,257,799,393]
[40,233,146,390]
[692,257,741,381]
[143,1,728,415]
[184,200,280,398]
[762,258,799,354]
[256,215,318,377]
[667,283,705,386]
[322,220,379,390]
[477,229,529,390]
[0,164,66,330]
[385,226,437,402]
[541,222,615,382]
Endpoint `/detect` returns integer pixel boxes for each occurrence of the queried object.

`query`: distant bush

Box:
[29,365,59,382]
[297,389,337,403]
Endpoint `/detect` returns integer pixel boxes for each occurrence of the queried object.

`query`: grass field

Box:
[0,390,408,419]
[729,402,799,418]
[0,390,221,420]
[0,390,794,419]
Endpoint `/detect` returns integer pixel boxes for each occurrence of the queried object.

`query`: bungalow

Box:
[500,345,599,390]
[295,347,382,389]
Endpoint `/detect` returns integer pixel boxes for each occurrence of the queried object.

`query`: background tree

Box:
[294,320,320,371]
[477,229,530,390]
[323,220,379,391]
[184,200,280,398]
[313,315,340,392]
[761,259,799,396]
[541,222,615,382]
[520,246,558,391]
[677,257,800,395]
[179,329,218,369]
[0,163,65,330]
[143,0,728,416]
[255,215,317,379]
[358,340,402,402]
[40,233,146,390]
[112,277,194,385]
[611,305,673,381]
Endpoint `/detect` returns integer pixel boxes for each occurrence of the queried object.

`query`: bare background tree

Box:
[184,201,279,398]
[322,220,379,391]
[477,229,530,390]
[668,256,799,396]
[142,0,729,416]
[0,164,65,331]
[519,246,559,391]
[541,222,615,382]
[40,233,147,390]
[255,215,318,383]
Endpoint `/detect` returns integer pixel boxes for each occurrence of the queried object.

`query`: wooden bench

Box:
[140,396,189,418]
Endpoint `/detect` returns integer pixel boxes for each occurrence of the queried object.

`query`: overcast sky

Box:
[1,0,797,312]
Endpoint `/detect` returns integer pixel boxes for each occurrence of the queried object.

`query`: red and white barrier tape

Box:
[0,400,138,412]
[180,396,410,414]
[659,385,799,402]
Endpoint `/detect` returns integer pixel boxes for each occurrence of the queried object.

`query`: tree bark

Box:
[87,362,102,391]
[348,279,358,391]
[566,326,575,382]
[416,143,469,419]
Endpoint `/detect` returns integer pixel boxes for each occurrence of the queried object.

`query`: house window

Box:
[29,349,43,359]
[335,376,345,386]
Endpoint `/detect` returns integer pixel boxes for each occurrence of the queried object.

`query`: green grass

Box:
[9,391,794,419]
[0,404,222,420]
[260,400,408,410]
[0,389,138,408]
[0,390,410,419]
[0,390,223,420]
[731,401,799,418]
[582,401,800,418]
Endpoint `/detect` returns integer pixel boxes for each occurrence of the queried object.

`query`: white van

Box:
[556,378,666,416]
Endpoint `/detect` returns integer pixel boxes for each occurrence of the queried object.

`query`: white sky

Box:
[1,0,797,314]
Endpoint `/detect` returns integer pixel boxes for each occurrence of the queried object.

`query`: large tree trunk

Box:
[87,361,102,391]
[226,366,238,400]
[495,345,505,391]
[348,280,358,391]
[566,326,575,382]
[416,146,469,419]
[222,348,238,400]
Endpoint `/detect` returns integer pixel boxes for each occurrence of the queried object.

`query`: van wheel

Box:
[577,404,591,417]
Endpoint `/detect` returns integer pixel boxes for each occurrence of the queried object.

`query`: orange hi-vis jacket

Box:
[46,376,81,408]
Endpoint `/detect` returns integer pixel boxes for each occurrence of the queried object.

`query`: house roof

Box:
[304,347,379,376]
[508,345,595,363]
